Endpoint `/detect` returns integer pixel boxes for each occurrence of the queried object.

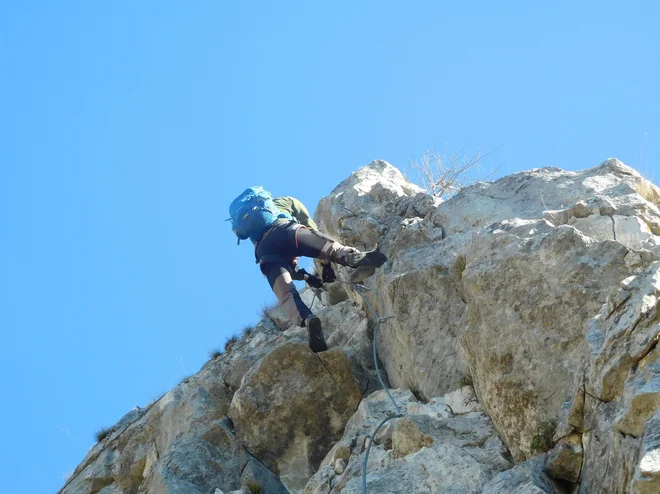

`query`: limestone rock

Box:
[444,385,481,414]
[482,456,565,494]
[334,458,347,475]
[632,410,660,492]
[60,158,660,494]
[59,345,289,494]
[315,160,423,252]
[305,388,512,493]
[391,417,434,458]
[240,453,290,494]
[545,434,583,483]
[314,158,660,461]
[557,263,660,492]
[228,343,361,492]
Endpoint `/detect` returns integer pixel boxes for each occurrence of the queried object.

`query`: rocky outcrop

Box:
[544,434,583,483]
[305,389,512,493]
[555,262,660,492]
[60,158,660,493]
[58,340,290,494]
[481,455,564,494]
[316,158,660,462]
[228,343,362,492]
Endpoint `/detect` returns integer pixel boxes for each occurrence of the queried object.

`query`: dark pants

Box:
[256,222,357,326]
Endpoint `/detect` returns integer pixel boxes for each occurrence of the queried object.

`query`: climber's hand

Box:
[305,274,324,289]
[322,263,336,283]
[290,264,305,281]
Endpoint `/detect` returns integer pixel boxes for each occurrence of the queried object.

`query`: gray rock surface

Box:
[558,262,660,493]
[59,158,660,494]
[59,325,290,494]
[315,158,660,461]
[229,343,362,492]
[632,410,660,493]
[304,389,512,493]
[544,434,583,483]
[481,455,565,494]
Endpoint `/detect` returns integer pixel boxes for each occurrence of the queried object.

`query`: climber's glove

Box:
[304,272,324,289]
[290,264,305,281]
[290,265,324,288]
[321,263,336,283]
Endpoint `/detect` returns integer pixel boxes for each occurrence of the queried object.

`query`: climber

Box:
[229,187,388,353]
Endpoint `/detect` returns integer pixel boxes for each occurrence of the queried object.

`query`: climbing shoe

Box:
[345,249,388,269]
[305,315,328,353]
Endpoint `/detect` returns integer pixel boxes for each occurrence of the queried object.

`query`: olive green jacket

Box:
[273,196,318,230]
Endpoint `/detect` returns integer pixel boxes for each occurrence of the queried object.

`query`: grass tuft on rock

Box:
[246,479,263,494]
[260,301,288,331]
[224,334,238,353]
[260,302,279,321]
[94,426,111,443]
[208,348,223,360]
[530,420,557,454]
[242,325,254,337]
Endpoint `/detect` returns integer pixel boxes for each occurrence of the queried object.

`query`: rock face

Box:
[305,389,513,493]
[555,262,660,493]
[481,455,564,494]
[228,343,362,492]
[316,158,660,461]
[60,158,660,493]
[58,343,290,494]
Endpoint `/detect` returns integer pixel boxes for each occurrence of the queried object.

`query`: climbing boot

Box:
[305,315,328,353]
[345,249,388,283]
[345,249,388,269]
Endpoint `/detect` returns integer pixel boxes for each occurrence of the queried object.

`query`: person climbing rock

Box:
[229,186,388,353]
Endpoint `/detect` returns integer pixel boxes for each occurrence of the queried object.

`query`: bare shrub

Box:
[409,142,503,199]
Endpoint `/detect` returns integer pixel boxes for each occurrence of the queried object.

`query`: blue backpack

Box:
[228,186,292,244]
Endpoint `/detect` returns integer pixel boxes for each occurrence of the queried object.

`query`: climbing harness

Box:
[353,283,403,494]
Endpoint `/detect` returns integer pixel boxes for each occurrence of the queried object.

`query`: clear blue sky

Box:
[1,2,658,492]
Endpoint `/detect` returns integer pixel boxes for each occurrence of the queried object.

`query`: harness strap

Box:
[257,254,290,265]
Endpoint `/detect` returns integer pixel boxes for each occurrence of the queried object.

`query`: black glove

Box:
[290,264,305,281]
[304,273,324,289]
[321,263,336,283]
